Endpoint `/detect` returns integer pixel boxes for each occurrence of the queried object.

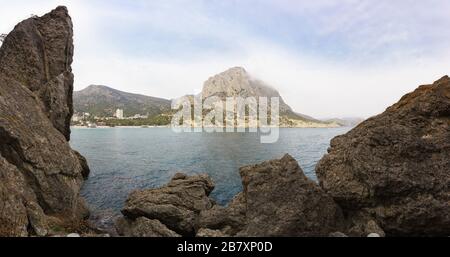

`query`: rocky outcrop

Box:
[117,155,345,237]
[0,6,90,236]
[316,76,450,236]
[199,154,345,236]
[0,6,74,140]
[202,67,293,114]
[116,217,181,237]
[119,173,215,236]
[200,67,337,127]
[197,193,246,236]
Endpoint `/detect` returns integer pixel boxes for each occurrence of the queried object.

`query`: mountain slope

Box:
[324,117,365,127]
[202,67,293,114]
[201,67,337,126]
[74,85,171,117]
[74,68,339,127]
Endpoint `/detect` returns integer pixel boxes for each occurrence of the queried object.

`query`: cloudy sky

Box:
[1,0,450,119]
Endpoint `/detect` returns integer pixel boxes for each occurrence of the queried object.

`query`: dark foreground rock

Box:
[116,217,181,237]
[197,193,246,236]
[119,173,215,236]
[118,155,345,237]
[0,6,90,236]
[316,76,450,236]
[200,154,345,236]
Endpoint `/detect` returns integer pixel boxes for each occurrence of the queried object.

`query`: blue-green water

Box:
[70,127,350,212]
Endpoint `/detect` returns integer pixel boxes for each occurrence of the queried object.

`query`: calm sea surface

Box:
[70,127,350,213]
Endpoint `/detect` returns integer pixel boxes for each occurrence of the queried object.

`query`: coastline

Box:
[71,125,171,129]
[71,124,345,129]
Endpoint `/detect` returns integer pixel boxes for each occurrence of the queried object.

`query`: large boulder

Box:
[115,217,181,237]
[198,193,246,236]
[119,155,344,237]
[316,76,450,236]
[120,173,215,236]
[0,6,90,236]
[199,154,345,237]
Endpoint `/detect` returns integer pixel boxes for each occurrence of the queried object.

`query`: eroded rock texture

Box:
[119,173,215,236]
[316,76,450,236]
[117,156,345,237]
[0,6,90,236]
[200,154,345,237]
[115,217,181,237]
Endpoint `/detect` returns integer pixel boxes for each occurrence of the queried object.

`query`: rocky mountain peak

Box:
[201,67,293,113]
[222,66,248,76]
[435,75,449,84]
[80,84,112,94]
[74,67,334,126]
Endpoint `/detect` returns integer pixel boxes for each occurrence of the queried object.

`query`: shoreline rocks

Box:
[116,155,346,237]
[218,154,344,237]
[118,173,215,236]
[0,6,90,236]
[316,76,450,236]
[116,76,449,237]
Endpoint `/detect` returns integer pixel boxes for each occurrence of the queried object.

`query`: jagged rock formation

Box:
[197,193,246,236]
[0,7,74,140]
[116,155,345,237]
[116,217,181,237]
[316,76,450,236]
[118,173,215,237]
[202,67,293,113]
[0,6,90,236]
[199,154,345,236]
[201,67,337,127]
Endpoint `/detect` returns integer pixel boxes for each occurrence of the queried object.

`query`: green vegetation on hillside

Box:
[104,115,171,126]
[74,85,171,117]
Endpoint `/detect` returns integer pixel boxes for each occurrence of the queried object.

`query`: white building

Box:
[71,115,80,122]
[130,114,148,119]
[115,109,124,119]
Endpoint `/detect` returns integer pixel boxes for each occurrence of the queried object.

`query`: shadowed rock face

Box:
[0,6,90,236]
[316,76,450,236]
[238,155,345,236]
[0,6,74,140]
[119,173,215,236]
[199,154,345,237]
